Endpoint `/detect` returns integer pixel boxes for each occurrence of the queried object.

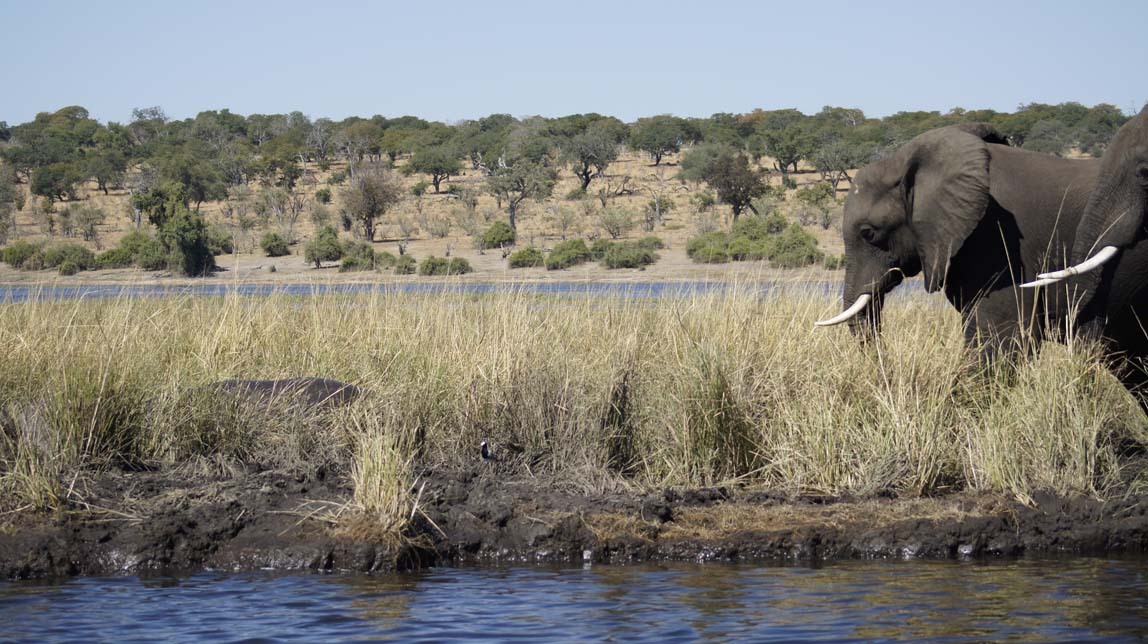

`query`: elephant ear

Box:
[902,125,996,291]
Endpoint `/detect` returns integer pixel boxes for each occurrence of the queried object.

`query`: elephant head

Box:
[1031,106,1148,293]
[817,124,1008,334]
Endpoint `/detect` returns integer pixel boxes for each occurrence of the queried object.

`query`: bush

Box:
[599,206,635,239]
[731,216,772,242]
[58,260,79,276]
[636,236,664,251]
[96,246,135,269]
[482,221,516,249]
[601,242,659,269]
[2,240,44,268]
[727,236,759,261]
[763,223,824,268]
[394,254,417,274]
[339,240,386,272]
[546,239,592,270]
[207,225,234,256]
[684,230,730,258]
[327,170,347,186]
[564,187,586,201]
[823,254,844,270]
[315,187,332,204]
[42,242,96,271]
[411,181,430,197]
[508,247,545,269]
[419,256,474,276]
[304,226,344,268]
[135,239,168,271]
[589,238,614,260]
[159,209,216,276]
[260,232,290,257]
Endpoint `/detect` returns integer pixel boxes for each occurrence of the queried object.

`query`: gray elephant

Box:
[1031,106,1147,304]
[1024,106,1148,385]
[816,123,1102,357]
[209,377,362,410]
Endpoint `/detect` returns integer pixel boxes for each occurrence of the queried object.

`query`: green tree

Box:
[158,207,215,276]
[485,159,557,230]
[629,115,689,165]
[30,163,85,202]
[132,181,190,228]
[407,144,462,192]
[155,141,227,210]
[681,145,767,221]
[1022,119,1069,156]
[340,164,403,241]
[304,225,344,268]
[561,123,619,191]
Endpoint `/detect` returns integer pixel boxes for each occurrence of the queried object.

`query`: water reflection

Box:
[4,558,1148,642]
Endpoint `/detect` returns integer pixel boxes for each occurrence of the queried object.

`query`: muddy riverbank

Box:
[3,464,1147,580]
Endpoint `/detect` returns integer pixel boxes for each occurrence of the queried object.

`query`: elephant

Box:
[1030,106,1148,306]
[815,123,1103,358]
[208,377,362,411]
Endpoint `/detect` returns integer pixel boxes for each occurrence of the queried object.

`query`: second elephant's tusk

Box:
[814,294,872,327]
[1035,245,1119,282]
[1019,277,1064,289]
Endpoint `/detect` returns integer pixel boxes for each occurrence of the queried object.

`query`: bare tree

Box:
[596,174,637,207]
[257,187,309,241]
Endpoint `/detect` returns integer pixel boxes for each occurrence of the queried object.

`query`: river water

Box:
[3,558,1147,642]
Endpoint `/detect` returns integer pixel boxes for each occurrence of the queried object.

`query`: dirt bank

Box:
[3,465,1147,580]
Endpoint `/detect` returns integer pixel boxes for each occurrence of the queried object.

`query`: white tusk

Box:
[814,293,872,327]
[1019,278,1063,289]
[1035,245,1119,282]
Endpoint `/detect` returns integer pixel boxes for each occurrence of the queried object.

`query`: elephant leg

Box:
[960,289,1042,366]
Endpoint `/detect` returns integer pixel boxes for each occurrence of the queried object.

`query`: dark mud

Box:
[4,464,1148,580]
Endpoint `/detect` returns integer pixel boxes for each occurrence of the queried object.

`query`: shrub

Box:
[327,170,347,185]
[763,223,824,268]
[686,232,728,258]
[42,243,96,271]
[823,254,844,270]
[589,238,614,260]
[2,240,44,268]
[96,246,135,269]
[601,242,659,269]
[419,256,474,276]
[339,240,385,272]
[135,239,168,271]
[545,239,592,270]
[508,247,545,269]
[207,225,234,256]
[159,209,215,276]
[411,181,430,197]
[394,254,417,274]
[260,232,290,257]
[304,226,343,268]
[315,187,332,204]
[636,236,664,251]
[731,216,772,242]
[727,236,759,261]
[482,221,516,249]
[564,187,586,201]
[599,206,635,239]
[58,260,79,276]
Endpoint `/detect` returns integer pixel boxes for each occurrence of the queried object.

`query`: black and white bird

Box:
[480,440,498,461]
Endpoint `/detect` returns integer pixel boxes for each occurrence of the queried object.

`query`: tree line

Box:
[0,101,1131,267]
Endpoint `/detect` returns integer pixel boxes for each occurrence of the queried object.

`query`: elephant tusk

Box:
[1019,277,1063,289]
[814,294,872,327]
[1035,246,1119,282]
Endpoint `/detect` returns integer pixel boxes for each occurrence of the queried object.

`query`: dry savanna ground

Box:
[0,148,847,284]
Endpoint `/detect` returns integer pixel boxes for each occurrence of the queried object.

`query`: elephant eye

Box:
[859,226,878,244]
[1138,166,1148,183]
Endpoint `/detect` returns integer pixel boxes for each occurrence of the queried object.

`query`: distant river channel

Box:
[3,558,1148,642]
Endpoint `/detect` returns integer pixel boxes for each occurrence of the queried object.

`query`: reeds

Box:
[0,284,1144,532]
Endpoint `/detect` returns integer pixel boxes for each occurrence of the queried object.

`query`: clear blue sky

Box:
[1,0,1145,125]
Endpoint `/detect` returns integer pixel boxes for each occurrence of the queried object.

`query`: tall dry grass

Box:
[0,285,1144,530]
